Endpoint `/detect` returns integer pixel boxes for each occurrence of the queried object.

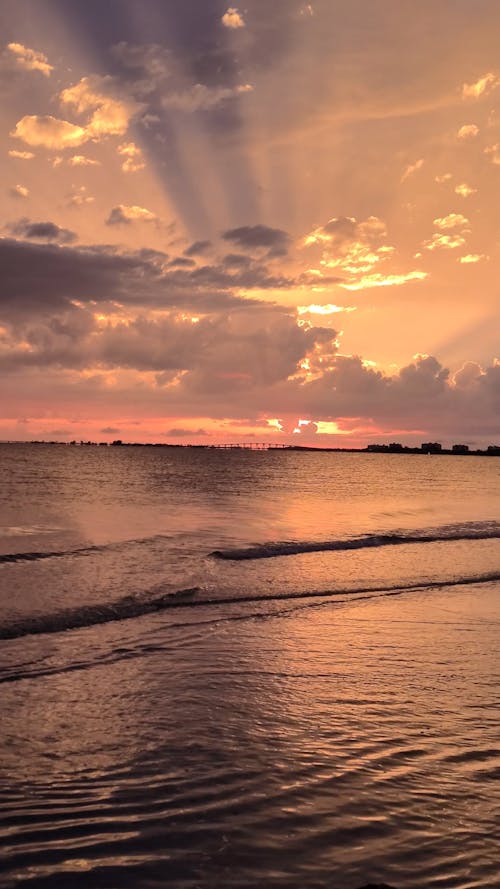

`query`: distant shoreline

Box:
[1,441,499,457]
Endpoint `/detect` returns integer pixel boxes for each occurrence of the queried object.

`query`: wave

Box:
[211,522,500,561]
[0,532,171,565]
[2,571,500,643]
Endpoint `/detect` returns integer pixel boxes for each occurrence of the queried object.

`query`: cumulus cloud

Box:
[433,213,469,230]
[6,42,53,76]
[11,114,88,149]
[117,141,145,172]
[7,217,76,244]
[221,8,245,28]
[304,215,426,291]
[457,124,479,139]
[9,184,29,199]
[60,75,139,139]
[423,233,466,251]
[106,204,157,225]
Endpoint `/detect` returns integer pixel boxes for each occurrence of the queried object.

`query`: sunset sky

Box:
[1,0,499,445]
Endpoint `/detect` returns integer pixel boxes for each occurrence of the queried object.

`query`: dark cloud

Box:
[100,426,121,434]
[169,257,196,268]
[222,224,291,252]
[184,239,211,257]
[0,236,296,323]
[165,427,208,437]
[7,217,77,244]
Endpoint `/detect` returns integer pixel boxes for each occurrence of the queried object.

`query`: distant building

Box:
[452,444,469,454]
[421,442,442,453]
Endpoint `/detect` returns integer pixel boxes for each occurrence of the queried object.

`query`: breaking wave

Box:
[2,572,500,642]
[211,522,500,561]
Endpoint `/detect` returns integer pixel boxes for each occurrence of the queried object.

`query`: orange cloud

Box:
[221,8,245,28]
[462,72,499,98]
[7,42,53,76]
[117,141,145,172]
[11,115,87,149]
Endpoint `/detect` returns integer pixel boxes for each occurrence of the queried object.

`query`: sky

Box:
[0,0,499,446]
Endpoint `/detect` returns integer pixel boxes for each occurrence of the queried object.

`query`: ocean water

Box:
[0,443,499,889]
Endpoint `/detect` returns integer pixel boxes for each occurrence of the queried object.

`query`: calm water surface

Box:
[0,444,499,888]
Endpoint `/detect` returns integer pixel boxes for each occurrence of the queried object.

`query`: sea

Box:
[0,443,499,889]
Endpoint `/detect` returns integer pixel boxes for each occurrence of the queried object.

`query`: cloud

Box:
[457,124,479,140]
[7,218,77,244]
[221,8,245,29]
[0,237,294,325]
[484,143,500,165]
[117,141,145,172]
[162,82,252,112]
[462,72,499,99]
[459,254,486,264]
[340,270,427,290]
[435,173,452,183]
[401,158,424,182]
[433,213,469,230]
[166,427,208,437]
[423,233,466,251]
[454,183,476,197]
[11,115,88,149]
[222,224,291,253]
[6,42,53,76]
[297,304,355,315]
[106,204,157,225]
[67,186,94,206]
[60,75,139,139]
[9,184,29,199]
[8,149,35,160]
[69,155,100,167]
[184,240,212,257]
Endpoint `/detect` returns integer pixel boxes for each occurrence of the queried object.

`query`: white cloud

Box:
[221,8,245,28]
[6,42,53,76]
[435,173,452,184]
